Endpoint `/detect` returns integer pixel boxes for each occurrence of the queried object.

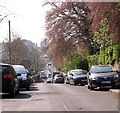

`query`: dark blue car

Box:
[12,65,31,91]
[87,65,118,90]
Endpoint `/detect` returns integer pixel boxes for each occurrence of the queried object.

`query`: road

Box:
[1,82,119,111]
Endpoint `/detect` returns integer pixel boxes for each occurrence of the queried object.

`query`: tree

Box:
[45,2,92,69]
[88,2,120,45]
[2,33,46,74]
[92,18,114,64]
[0,1,15,23]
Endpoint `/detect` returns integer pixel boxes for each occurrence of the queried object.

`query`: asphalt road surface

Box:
[1,82,119,111]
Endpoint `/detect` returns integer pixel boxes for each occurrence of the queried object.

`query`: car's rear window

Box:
[0,65,10,75]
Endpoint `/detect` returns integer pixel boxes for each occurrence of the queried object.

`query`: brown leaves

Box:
[44,2,91,69]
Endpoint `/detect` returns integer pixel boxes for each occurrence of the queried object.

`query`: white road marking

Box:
[60,101,69,111]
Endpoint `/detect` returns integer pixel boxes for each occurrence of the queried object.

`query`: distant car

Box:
[53,74,64,83]
[0,63,20,96]
[30,76,35,83]
[46,74,52,83]
[40,71,47,79]
[51,71,61,82]
[66,69,88,86]
[12,65,31,91]
[87,65,118,90]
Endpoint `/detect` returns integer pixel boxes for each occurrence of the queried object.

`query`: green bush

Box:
[63,52,89,72]
[87,44,120,67]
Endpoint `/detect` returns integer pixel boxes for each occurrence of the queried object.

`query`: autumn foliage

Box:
[44,2,120,70]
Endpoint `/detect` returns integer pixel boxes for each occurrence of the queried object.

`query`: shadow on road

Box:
[1,84,39,99]
[2,93,31,99]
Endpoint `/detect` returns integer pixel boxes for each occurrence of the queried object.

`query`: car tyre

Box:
[90,86,94,90]
[73,81,77,86]
[69,79,73,85]
[88,85,90,89]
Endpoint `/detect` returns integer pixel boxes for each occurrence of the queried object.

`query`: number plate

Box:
[81,80,87,82]
[102,81,111,84]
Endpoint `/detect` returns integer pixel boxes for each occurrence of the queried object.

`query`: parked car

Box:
[46,73,52,83]
[66,69,88,86]
[40,71,47,79]
[87,64,118,90]
[53,74,64,83]
[0,63,20,96]
[12,65,31,91]
[51,71,61,82]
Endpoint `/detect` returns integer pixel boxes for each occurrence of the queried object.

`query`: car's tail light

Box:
[3,74,13,79]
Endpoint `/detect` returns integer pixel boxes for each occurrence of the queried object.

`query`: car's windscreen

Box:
[72,70,87,75]
[90,66,113,73]
[14,67,26,74]
[41,72,46,75]
[53,72,60,77]
[56,74,63,77]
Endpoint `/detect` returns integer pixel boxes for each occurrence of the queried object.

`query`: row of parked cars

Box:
[65,64,119,90]
[46,64,119,91]
[0,63,33,97]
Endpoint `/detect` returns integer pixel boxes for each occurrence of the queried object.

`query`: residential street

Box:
[0,1,120,113]
[2,83,118,111]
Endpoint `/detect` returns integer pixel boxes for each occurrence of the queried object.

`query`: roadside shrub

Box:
[63,52,89,72]
[87,44,120,67]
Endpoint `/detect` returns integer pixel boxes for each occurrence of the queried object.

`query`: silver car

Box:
[53,74,64,83]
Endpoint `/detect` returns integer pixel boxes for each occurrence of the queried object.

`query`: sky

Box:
[0,0,117,46]
[0,0,49,46]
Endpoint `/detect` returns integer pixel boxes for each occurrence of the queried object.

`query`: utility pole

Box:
[8,20,11,64]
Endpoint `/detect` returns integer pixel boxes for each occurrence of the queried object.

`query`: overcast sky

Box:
[0,0,49,46]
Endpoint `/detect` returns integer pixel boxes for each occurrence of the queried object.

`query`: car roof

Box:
[0,63,11,66]
[12,65,25,67]
[92,64,111,67]
[70,69,83,71]
[55,74,63,76]
[52,71,60,73]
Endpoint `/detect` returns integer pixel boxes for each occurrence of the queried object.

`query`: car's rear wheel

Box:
[69,79,73,85]
[73,81,77,86]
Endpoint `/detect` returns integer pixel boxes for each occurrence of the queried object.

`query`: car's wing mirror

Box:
[70,73,73,76]
[116,70,118,73]
[69,74,73,78]
[87,72,90,75]
[28,73,31,76]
